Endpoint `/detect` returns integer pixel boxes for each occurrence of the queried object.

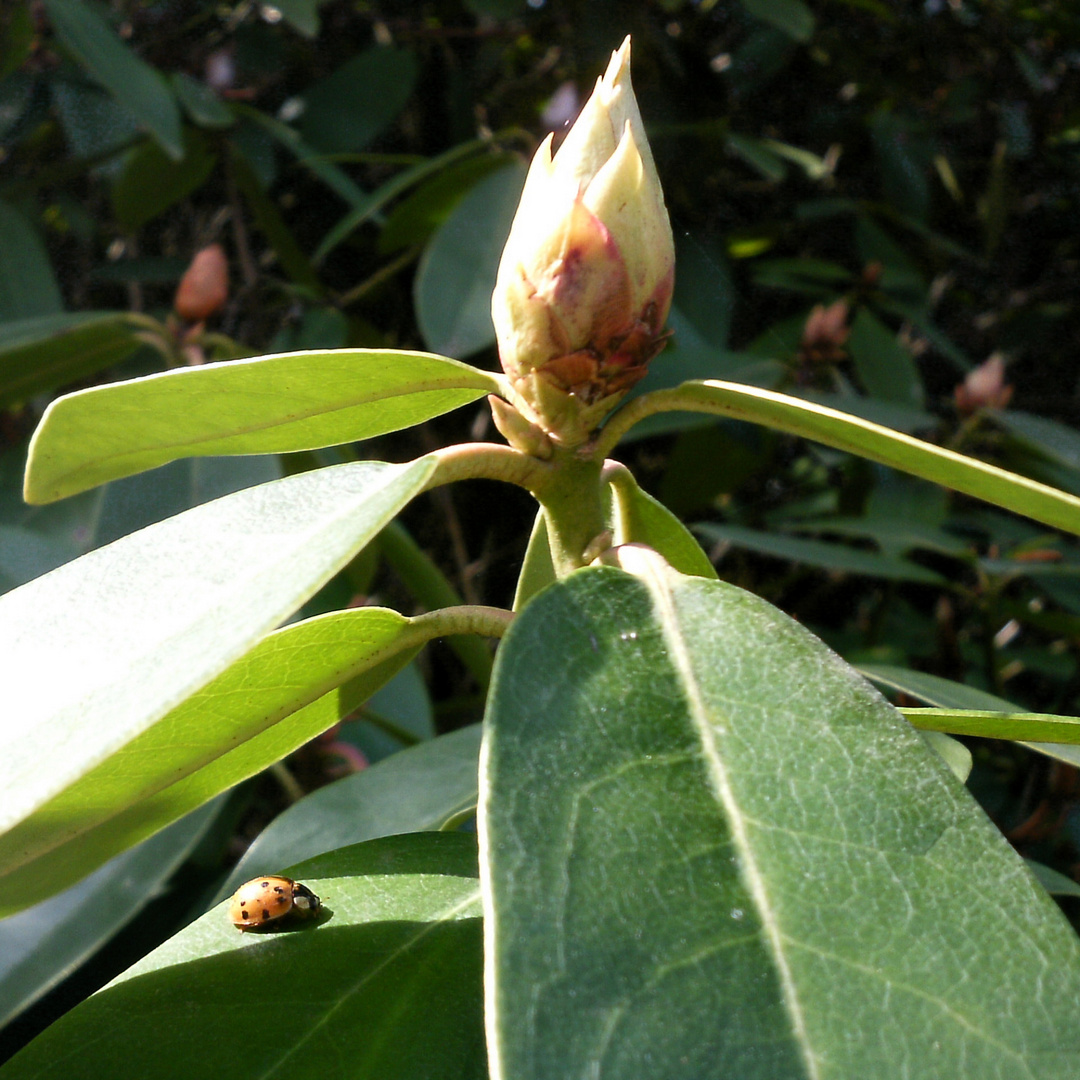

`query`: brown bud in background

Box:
[174,244,229,322]
[954,353,1013,416]
[798,299,850,366]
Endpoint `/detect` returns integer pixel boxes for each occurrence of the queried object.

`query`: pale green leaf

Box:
[0,458,435,916]
[24,349,498,503]
[482,562,1080,1078]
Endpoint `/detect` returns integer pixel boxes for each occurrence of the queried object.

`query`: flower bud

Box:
[174,243,229,322]
[492,38,674,448]
[955,353,1012,415]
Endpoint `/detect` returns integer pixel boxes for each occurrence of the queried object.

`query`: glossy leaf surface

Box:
[25,349,497,502]
[0,458,436,915]
[1,834,486,1080]
[481,561,1080,1078]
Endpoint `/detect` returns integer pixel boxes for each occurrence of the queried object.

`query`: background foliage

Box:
[3,0,1080,1062]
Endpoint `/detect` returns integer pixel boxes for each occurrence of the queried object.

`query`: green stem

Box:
[404,604,514,644]
[533,448,607,576]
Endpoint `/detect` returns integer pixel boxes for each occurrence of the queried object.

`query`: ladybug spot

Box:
[240,908,249,920]
[261,909,271,921]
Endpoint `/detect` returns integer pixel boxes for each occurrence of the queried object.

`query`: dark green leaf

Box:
[378,151,517,255]
[298,46,417,154]
[111,129,217,230]
[696,521,945,583]
[171,73,234,129]
[42,0,182,159]
[0,201,63,320]
[273,0,321,37]
[415,163,526,359]
[859,664,1080,770]
[740,0,816,42]
[848,308,924,407]
[482,561,1080,1077]
[0,311,143,410]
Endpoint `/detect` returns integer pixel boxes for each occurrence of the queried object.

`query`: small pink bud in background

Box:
[174,244,229,322]
[491,38,675,448]
[955,353,1013,415]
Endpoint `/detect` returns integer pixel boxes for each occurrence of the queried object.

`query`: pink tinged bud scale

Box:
[491,38,675,448]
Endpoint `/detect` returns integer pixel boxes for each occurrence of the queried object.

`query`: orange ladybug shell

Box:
[228,876,321,931]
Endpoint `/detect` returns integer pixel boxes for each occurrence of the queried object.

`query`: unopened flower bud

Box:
[174,244,229,322]
[491,37,674,448]
[955,353,1012,415]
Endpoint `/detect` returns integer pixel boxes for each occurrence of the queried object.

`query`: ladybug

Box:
[228,876,322,931]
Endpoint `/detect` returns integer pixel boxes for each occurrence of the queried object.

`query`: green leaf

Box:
[24,349,498,503]
[607,469,718,580]
[739,0,816,42]
[613,380,1080,541]
[0,800,221,1029]
[378,151,517,255]
[415,162,526,359]
[272,0,321,37]
[220,725,482,897]
[227,143,323,292]
[0,458,436,916]
[481,560,1080,1077]
[0,312,143,412]
[859,664,1080,769]
[0,604,430,915]
[901,706,1080,744]
[1,833,486,1080]
[0,201,63,320]
[298,45,417,154]
[111,128,217,230]
[848,308,924,408]
[1027,860,1080,900]
[171,72,234,129]
[696,521,946,583]
[235,104,369,209]
[42,0,182,160]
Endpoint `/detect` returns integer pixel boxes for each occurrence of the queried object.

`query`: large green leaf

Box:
[24,349,498,503]
[607,380,1080,539]
[220,725,482,898]
[0,458,436,916]
[42,0,182,159]
[0,833,486,1080]
[481,558,1080,1078]
[0,311,143,411]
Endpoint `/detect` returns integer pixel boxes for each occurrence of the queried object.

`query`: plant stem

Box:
[533,448,607,576]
